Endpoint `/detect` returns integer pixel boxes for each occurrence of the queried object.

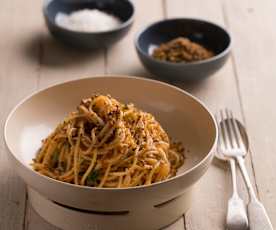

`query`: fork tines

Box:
[216,109,246,153]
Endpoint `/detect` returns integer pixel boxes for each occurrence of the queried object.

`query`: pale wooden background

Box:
[1,0,276,229]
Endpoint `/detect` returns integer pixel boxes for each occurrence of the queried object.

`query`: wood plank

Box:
[106,0,164,76]
[107,0,186,229]
[224,0,276,226]
[37,30,105,89]
[0,0,43,229]
[163,218,185,230]
[166,0,257,229]
[22,0,62,227]
[25,1,106,229]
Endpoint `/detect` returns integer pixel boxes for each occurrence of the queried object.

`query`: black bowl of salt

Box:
[43,0,135,49]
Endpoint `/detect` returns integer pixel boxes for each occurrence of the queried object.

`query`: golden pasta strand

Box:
[98,164,111,188]
[73,129,82,185]
[80,150,97,185]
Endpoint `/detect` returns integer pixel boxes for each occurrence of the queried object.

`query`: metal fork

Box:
[216,111,248,230]
[218,109,273,230]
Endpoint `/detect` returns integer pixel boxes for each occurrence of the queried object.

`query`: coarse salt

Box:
[55,9,121,32]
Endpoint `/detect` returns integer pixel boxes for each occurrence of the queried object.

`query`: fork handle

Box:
[226,158,248,229]
[227,195,248,230]
[236,156,257,200]
[236,156,273,230]
[248,199,273,230]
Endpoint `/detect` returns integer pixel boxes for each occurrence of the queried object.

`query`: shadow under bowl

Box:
[43,0,135,49]
[135,18,231,82]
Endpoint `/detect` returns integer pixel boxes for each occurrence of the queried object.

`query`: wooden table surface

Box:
[1,0,276,229]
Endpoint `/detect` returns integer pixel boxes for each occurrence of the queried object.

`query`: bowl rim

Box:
[4,75,218,191]
[135,17,232,66]
[43,0,135,35]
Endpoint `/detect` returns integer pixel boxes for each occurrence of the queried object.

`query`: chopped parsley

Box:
[86,170,100,186]
[51,149,59,167]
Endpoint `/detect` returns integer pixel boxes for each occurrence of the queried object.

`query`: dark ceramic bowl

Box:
[43,0,135,49]
[135,18,231,82]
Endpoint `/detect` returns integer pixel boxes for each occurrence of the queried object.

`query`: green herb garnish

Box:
[86,170,100,186]
[51,149,59,167]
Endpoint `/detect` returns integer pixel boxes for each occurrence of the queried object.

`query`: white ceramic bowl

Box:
[4,76,217,229]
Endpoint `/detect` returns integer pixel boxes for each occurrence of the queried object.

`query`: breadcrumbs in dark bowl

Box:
[135,18,231,82]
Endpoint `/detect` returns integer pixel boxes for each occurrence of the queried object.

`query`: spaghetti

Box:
[32,95,184,188]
